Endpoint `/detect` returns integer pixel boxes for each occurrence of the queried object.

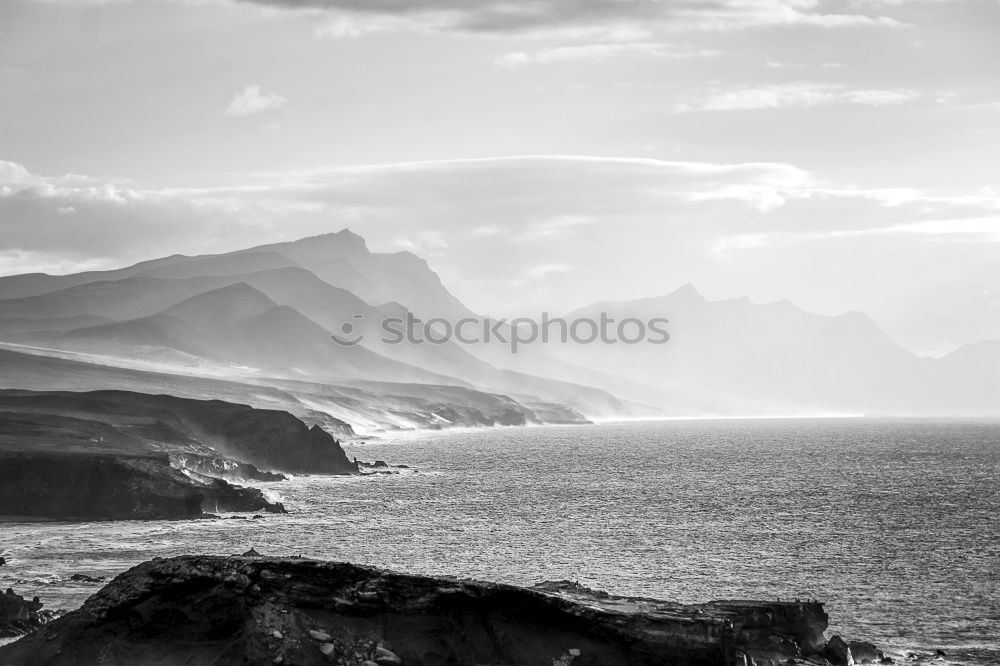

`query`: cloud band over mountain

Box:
[2,154,997,354]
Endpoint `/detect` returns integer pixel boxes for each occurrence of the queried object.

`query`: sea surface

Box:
[2,419,998,663]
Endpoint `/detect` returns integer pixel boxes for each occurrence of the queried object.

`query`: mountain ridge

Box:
[2,231,997,421]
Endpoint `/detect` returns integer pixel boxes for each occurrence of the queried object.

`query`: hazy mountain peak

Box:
[668,282,704,301]
[283,229,369,257]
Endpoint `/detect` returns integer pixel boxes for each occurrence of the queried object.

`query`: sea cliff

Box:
[0,452,285,520]
[0,389,358,475]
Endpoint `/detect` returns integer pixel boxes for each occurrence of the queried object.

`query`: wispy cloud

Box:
[518,215,597,241]
[674,82,919,112]
[714,217,1000,258]
[528,263,572,279]
[225,85,287,117]
[394,229,449,255]
[495,43,718,66]
[5,154,997,277]
[242,0,904,36]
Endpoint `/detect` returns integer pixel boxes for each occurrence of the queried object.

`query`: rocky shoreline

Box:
[0,554,891,666]
[0,389,363,520]
[0,587,56,640]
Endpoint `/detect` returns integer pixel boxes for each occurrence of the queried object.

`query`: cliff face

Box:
[0,389,357,475]
[0,452,285,520]
[0,555,855,666]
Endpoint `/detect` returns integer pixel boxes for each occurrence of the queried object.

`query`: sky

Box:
[0,0,998,356]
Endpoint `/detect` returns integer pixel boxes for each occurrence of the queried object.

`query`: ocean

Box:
[2,419,998,663]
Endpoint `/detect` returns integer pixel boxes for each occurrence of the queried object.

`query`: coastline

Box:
[1,420,997,663]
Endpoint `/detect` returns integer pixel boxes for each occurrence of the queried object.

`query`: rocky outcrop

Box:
[0,587,54,639]
[173,453,287,482]
[822,636,890,665]
[0,555,876,665]
[0,452,285,520]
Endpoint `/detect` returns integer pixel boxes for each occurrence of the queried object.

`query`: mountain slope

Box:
[58,283,463,385]
[242,230,477,320]
[0,266,627,416]
[0,250,298,300]
[0,345,576,433]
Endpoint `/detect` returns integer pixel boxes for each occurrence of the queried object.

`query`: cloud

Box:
[0,153,815,278]
[714,217,1000,257]
[472,225,502,236]
[0,160,33,184]
[495,43,717,66]
[394,229,449,255]
[228,154,818,220]
[225,85,287,117]
[10,154,993,267]
[0,157,314,275]
[528,263,572,278]
[674,82,919,112]
[765,61,846,69]
[518,215,597,240]
[239,0,904,36]
[2,154,997,349]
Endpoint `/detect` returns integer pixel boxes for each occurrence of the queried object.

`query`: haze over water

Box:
[3,419,998,664]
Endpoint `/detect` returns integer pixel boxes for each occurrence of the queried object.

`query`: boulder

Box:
[0,588,51,638]
[849,640,884,663]
[374,645,402,665]
[825,635,855,666]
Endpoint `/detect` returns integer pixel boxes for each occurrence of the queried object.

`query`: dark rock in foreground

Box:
[0,587,54,639]
[0,452,285,520]
[0,555,873,665]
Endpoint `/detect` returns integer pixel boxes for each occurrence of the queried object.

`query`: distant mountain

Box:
[551,284,998,415]
[241,230,477,321]
[1,231,995,423]
[0,229,477,322]
[0,264,626,418]
[0,275,232,325]
[933,340,1000,411]
[0,250,298,300]
[58,283,460,385]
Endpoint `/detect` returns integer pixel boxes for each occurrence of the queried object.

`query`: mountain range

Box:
[0,229,996,434]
